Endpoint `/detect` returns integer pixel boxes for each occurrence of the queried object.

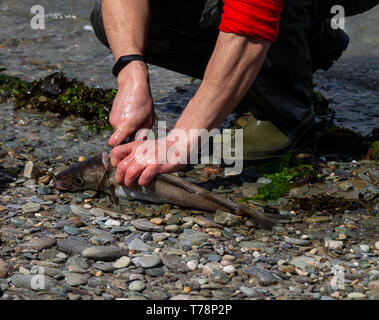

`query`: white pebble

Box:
[186,260,198,271]
[223,265,236,274]
[105,219,121,227]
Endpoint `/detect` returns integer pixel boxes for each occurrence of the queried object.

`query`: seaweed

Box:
[253,164,318,201]
[242,150,318,202]
[0,72,116,130]
[366,140,379,161]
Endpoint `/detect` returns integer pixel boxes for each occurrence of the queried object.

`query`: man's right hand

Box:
[108,60,155,147]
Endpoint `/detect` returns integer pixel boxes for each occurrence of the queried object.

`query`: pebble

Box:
[22,202,41,213]
[92,262,115,273]
[132,219,163,232]
[240,286,258,297]
[359,244,370,253]
[214,210,241,227]
[368,280,379,293]
[65,273,90,286]
[284,237,311,246]
[127,238,151,252]
[375,242,379,250]
[347,292,366,299]
[57,239,91,254]
[67,256,89,270]
[242,267,278,286]
[113,256,131,269]
[239,240,268,249]
[0,259,10,278]
[325,240,344,250]
[18,237,56,251]
[63,225,80,235]
[133,255,161,268]
[70,205,91,220]
[128,280,146,292]
[11,274,57,291]
[161,254,188,272]
[82,246,129,262]
[88,228,115,244]
[178,230,209,246]
[339,181,353,192]
[304,216,331,223]
[165,225,180,233]
[223,265,236,274]
[186,260,198,271]
[194,216,223,229]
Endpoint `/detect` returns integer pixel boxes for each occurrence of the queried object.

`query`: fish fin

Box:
[97,152,112,192]
[101,152,110,169]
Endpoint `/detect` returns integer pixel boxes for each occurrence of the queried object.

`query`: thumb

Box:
[108,125,134,147]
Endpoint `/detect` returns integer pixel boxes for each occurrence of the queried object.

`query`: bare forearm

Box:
[175,31,270,132]
[102,0,150,61]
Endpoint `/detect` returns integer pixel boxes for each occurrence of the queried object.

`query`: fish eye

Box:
[72,176,84,185]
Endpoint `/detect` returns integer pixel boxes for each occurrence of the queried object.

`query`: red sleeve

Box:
[219,0,284,42]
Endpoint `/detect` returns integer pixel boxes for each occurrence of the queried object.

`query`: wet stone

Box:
[113,256,131,269]
[65,273,90,286]
[239,241,268,249]
[145,268,165,277]
[64,225,80,235]
[132,219,163,232]
[82,246,129,262]
[161,254,188,273]
[11,274,57,291]
[284,237,311,246]
[178,230,209,246]
[55,204,71,215]
[57,239,90,255]
[92,261,115,273]
[128,280,145,292]
[243,267,278,286]
[19,237,56,251]
[22,202,41,213]
[127,238,151,252]
[88,228,115,244]
[0,259,10,279]
[214,210,241,227]
[132,255,162,268]
[67,256,89,270]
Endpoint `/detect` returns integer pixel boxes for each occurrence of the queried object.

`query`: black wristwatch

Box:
[112,54,146,78]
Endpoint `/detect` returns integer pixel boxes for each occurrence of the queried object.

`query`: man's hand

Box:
[111,137,188,187]
[108,61,155,147]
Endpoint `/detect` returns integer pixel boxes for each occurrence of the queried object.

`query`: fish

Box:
[54,152,275,229]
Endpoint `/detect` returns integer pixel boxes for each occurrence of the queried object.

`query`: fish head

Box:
[54,152,110,192]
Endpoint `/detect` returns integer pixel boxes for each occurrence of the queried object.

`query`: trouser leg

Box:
[90,0,220,79]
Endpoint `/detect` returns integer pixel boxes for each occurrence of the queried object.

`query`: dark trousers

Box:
[91,0,377,137]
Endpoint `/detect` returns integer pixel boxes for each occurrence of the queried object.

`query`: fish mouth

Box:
[54,179,73,191]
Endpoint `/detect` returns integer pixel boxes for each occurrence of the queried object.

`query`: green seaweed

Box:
[0,72,117,130]
[366,140,379,161]
[242,150,318,202]
[253,165,317,201]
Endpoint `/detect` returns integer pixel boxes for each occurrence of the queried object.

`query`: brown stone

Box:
[369,280,379,293]
[0,259,10,278]
[194,216,224,229]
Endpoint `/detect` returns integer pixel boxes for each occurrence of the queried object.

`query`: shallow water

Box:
[0,1,378,134]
